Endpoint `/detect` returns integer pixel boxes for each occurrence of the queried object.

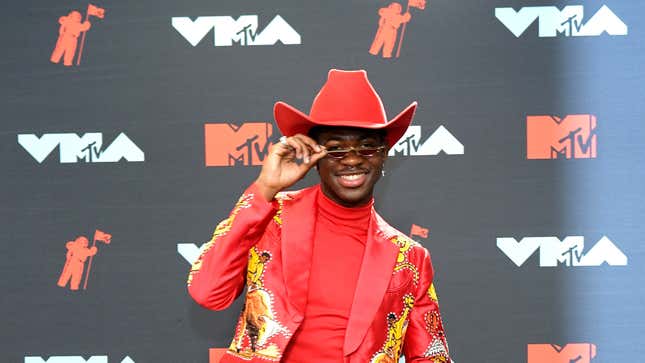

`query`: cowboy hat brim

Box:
[274,101,417,149]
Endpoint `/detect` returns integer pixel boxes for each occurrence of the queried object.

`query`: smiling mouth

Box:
[337,172,368,187]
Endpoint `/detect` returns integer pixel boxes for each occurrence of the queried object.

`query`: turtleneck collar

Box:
[316,184,373,227]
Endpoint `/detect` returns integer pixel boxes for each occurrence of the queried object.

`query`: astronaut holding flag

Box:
[369,0,427,59]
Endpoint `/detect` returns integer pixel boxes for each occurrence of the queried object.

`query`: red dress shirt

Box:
[282,188,372,362]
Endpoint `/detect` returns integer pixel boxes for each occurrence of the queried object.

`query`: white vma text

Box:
[495,5,627,37]
[388,125,464,156]
[18,133,144,163]
[497,236,628,267]
[172,15,301,46]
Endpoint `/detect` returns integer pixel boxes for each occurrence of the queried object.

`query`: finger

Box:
[270,140,296,159]
[308,148,328,164]
[291,135,320,163]
[287,137,309,162]
[292,134,323,153]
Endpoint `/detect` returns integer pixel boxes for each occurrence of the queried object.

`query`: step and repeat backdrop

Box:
[1,0,644,362]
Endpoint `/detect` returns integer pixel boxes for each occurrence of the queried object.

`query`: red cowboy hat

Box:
[274,69,417,148]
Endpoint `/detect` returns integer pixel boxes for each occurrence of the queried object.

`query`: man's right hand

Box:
[255,134,327,201]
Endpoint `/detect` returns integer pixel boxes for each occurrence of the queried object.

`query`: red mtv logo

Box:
[528,343,597,363]
[209,348,226,363]
[526,115,597,159]
[204,123,273,166]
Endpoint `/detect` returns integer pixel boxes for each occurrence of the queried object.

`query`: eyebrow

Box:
[323,136,380,143]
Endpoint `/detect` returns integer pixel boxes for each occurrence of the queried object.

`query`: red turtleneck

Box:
[282,186,372,362]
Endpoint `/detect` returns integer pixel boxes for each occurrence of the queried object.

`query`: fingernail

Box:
[305,156,310,163]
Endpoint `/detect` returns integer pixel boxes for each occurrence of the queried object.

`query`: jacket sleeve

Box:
[403,247,452,363]
[187,183,278,310]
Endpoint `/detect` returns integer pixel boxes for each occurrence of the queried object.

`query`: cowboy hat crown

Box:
[274,69,417,148]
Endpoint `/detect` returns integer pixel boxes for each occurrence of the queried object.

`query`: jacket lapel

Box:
[343,211,399,355]
[280,186,317,320]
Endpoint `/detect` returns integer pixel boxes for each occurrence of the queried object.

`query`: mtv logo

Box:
[528,343,596,363]
[18,132,144,163]
[204,122,273,167]
[172,15,301,47]
[388,125,464,156]
[25,357,134,363]
[526,115,597,159]
[209,348,226,363]
[495,5,627,37]
[497,235,628,267]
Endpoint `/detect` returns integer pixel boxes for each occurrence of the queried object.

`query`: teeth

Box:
[341,174,363,181]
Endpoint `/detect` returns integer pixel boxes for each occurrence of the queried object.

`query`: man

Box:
[188,69,452,362]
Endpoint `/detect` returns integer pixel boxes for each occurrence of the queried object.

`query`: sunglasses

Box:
[324,145,386,159]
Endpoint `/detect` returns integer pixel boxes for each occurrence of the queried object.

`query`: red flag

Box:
[94,229,112,244]
[87,4,106,19]
[410,224,429,239]
[409,0,426,10]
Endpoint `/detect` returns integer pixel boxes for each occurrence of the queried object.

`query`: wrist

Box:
[254,178,280,202]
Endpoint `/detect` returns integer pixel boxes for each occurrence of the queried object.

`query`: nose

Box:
[338,150,364,165]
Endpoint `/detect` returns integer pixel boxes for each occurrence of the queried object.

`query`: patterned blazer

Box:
[187,183,452,363]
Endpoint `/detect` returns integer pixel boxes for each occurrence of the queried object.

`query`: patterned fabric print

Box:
[229,248,290,361]
[423,310,450,361]
[370,294,415,363]
[187,193,254,286]
[272,196,284,226]
[391,236,420,284]
[428,283,438,303]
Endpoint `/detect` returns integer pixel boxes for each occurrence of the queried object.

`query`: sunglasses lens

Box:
[357,148,380,156]
[327,151,348,158]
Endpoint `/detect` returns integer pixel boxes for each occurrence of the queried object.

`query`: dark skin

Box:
[255,127,387,207]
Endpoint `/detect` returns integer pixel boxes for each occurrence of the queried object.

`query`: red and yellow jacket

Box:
[187,184,452,363]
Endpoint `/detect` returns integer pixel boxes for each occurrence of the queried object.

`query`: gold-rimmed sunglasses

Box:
[324,146,386,159]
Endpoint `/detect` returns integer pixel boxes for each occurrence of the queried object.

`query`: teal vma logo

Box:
[172,15,301,46]
[497,236,628,267]
[18,132,144,163]
[495,5,627,37]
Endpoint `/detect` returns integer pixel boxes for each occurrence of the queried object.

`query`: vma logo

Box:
[497,236,628,267]
[25,357,134,363]
[388,125,464,156]
[528,343,596,363]
[18,132,144,164]
[172,14,301,47]
[495,5,627,37]
[205,122,273,167]
[526,115,597,160]
[178,242,205,265]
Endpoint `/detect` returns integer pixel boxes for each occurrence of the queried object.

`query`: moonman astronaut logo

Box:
[205,122,274,167]
[410,224,429,239]
[369,0,426,58]
[526,115,597,159]
[50,4,105,66]
[57,229,111,291]
[527,343,596,363]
